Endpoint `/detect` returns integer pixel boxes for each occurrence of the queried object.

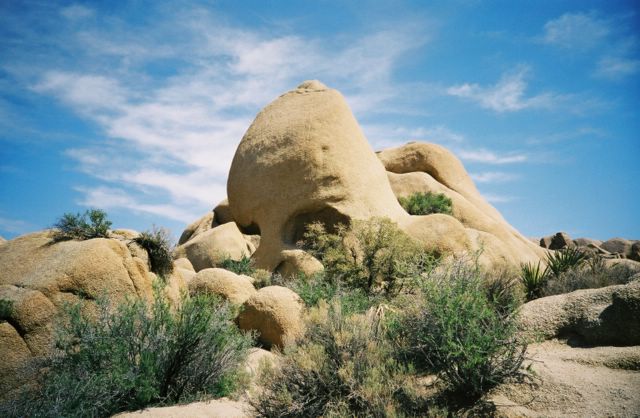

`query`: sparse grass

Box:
[520,261,548,301]
[218,256,255,276]
[134,227,174,278]
[302,217,437,296]
[252,301,411,417]
[398,192,453,216]
[394,260,527,398]
[545,247,587,278]
[6,287,253,418]
[542,255,639,297]
[52,209,112,241]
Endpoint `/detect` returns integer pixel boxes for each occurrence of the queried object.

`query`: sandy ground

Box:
[491,340,640,417]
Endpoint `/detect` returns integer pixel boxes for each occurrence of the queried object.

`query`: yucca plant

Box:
[546,247,587,278]
[520,262,548,301]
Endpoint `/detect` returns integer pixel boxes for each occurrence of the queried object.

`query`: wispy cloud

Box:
[10,4,430,223]
[540,12,610,50]
[457,149,527,164]
[481,193,514,204]
[595,54,640,80]
[446,67,559,113]
[470,171,518,183]
[0,216,32,235]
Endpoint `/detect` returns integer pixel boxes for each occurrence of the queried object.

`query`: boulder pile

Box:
[539,231,640,261]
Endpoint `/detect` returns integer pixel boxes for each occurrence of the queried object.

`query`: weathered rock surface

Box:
[188,268,256,305]
[601,237,633,258]
[214,198,234,225]
[539,231,573,250]
[519,280,640,346]
[226,80,543,271]
[175,222,254,272]
[178,211,216,245]
[490,340,640,417]
[275,249,324,278]
[0,230,174,399]
[237,286,304,349]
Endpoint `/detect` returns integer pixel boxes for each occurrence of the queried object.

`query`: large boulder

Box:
[601,238,633,258]
[175,222,254,272]
[237,286,304,349]
[227,80,542,271]
[518,280,640,346]
[540,232,573,250]
[213,198,234,225]
[0,230,166,399]
[188,268,256,305]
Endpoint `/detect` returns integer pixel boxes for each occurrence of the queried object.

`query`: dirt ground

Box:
[490,340,640,417]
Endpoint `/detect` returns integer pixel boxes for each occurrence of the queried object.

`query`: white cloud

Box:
[541,12,609,49]
[447,67,558,112]
[595,55,640,80]
[481,193,514,204]
[61,5,95,20]
[22,6,429,225]
[457,149,527,164]
[470,171,518,183]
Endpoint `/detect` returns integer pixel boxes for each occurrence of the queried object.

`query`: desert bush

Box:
[302,217,436,296]
[545,246,587,278]
[398,192,453,216]
[542,255,639,297]
[7,288,253,417]
[52,208,112,241]
[481,268,524,317]
[251,269,273,289]
[134,227,174,277]
[252,301,410,417]
[218,255,255,276]
[395,260,527,398]
[520,261,548,301]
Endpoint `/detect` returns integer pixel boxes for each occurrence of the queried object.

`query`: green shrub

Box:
[542,255,639,297]
[8,288,253,417]
[252,301,410,417]
[520,261,548,301]
[302,217,436,296]
[134,227,174,278]
[0,299,14,319]
[481,268,524,317]
[398,192,453,216]
[218,255,255,276]
[251,269,273,289]
[395,260,527,398]
[545,247,587,278]
[52,209,112,241]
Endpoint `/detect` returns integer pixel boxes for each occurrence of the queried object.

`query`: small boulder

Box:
[276,249,324,278]
[176,223,253,272]
[178,211,217,245]
[237,286,304,349]
[174,257,195,272]
[214,198,234,225]
[541,232,573,250]
[189,268,256,305]
[519,281,640,346]
[631,242,640,262]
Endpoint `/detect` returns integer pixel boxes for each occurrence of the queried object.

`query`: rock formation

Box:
[225,80,544,271]
[0,230,186,399]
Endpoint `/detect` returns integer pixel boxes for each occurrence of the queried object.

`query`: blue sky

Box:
[1,0,638,241]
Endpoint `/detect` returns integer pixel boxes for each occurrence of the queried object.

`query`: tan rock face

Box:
[188,268,256,305]
[237,286,304,349]
[213,198,234,225]
[0,230,169,399]
[518,280,640,346]
[228,80,407,270]
[178,211,216,245]
[176,222,254,272]
[227,80,543,271]
[276,249,324,278]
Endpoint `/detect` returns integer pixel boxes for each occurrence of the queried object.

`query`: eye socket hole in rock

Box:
[284,206,351,245]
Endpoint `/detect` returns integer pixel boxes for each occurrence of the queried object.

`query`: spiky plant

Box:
[520,262,548,301]
[546,247,587,278]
